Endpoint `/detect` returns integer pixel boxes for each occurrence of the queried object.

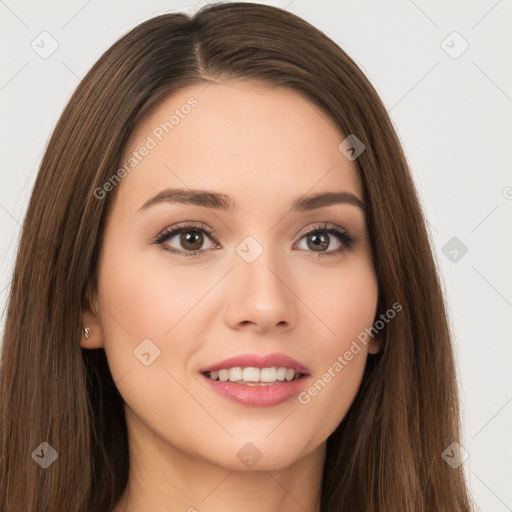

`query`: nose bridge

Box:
[236,234,289,300]
[225,233,297,330]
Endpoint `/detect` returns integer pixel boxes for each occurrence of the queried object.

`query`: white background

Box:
[1,1,511,510]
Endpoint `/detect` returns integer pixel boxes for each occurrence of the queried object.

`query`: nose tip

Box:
[224,249,297,333]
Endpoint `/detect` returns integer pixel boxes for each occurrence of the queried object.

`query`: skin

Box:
[81,80,381,512]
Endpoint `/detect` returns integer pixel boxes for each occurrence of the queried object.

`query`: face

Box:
[82,80,380,472]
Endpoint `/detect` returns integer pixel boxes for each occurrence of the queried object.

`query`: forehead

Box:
[115,80,363,214]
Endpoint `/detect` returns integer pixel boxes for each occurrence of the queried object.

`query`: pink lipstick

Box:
[200,352,310,407]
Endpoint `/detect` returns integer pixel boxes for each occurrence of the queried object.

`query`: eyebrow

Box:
[136,188,366,213]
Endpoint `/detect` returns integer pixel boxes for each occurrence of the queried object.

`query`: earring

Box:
[82,327,91,340]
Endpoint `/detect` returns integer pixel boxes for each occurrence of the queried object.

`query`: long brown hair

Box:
[0,2,473,511]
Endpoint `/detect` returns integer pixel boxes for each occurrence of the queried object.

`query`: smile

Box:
[204,366,304,384]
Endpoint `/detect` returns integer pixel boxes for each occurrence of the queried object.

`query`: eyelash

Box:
[152,221,355,258]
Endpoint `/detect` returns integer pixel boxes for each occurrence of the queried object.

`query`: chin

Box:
[204,436,317,473]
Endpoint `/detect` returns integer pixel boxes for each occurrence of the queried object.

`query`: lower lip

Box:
[201,373,309,407]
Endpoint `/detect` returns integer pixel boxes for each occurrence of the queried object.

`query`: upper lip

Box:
[200,352,309,375]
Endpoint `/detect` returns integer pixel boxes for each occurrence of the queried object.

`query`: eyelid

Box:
[152,220,355,257]
[294,222,355,257]
[152,221,218,243]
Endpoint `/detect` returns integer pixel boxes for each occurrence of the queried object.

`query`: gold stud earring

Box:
[82,327,91,340]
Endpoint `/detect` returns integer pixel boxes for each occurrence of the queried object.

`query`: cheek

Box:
[300,253,378,349]
[96,235,216,342]
[95,233,226,400]
[94,239,215,434]
[294,257,378,432]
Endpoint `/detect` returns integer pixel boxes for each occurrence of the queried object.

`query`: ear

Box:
[368,331,382,355]
[80,285,105,349]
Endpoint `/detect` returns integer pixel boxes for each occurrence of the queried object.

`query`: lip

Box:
[201,373,311,407]
[200,352,310,407]
[200,352,309,374]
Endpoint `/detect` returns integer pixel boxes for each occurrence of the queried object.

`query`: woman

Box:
[0,2,474,511]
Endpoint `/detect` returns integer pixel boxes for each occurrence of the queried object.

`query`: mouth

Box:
[202,366,308,385]
[199,352,310,406]
[200,366,310,407]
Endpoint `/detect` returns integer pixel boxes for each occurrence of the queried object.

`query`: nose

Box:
[223,247,298,334]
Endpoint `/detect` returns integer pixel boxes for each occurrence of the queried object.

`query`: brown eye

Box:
[155,223,218,256]
[179,230,204,251]
[295,224,355,257]
[306,232,330,252]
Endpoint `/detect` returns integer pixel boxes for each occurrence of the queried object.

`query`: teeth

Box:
[276,367,287,381]
[260,367,277,382]
[242,367,260,382]
[229,367,243,382]
[206,366,301,384]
